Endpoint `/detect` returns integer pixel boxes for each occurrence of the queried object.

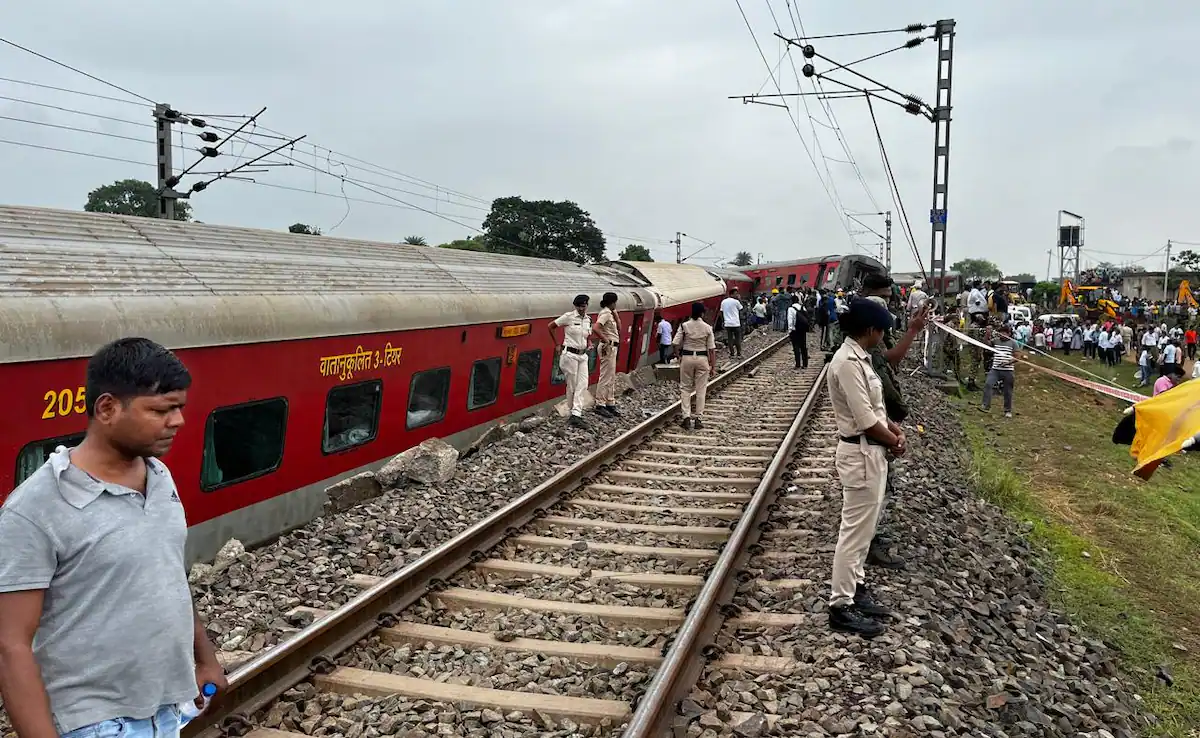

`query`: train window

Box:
[787,274,796,286]
[469,358,502,410]
[14,432,86,487]
[775,276,783,286]
[551,354,565,385]
[514,350,541,396]
[201,398,288,492]
[587,347,598,374]
[550,348,596,383]
[407,367,451,429]
[323,380,382,454]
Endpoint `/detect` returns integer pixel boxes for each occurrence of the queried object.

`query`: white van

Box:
[1008,305,1032,323]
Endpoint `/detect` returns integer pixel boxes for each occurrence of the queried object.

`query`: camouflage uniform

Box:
[964,322,987,388]
[939,321,961,380]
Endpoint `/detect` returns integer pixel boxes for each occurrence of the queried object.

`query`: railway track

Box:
[187,335,832,738]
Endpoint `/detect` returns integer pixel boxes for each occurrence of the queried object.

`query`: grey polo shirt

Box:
[0,447,198,734]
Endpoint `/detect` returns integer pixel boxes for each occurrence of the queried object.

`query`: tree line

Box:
[82,179,667,265]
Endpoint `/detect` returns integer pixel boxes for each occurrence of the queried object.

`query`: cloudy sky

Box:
[2,1,1197,276]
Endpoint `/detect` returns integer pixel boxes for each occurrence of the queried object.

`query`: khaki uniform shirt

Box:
[673,318,716,353]
[554,310,591,351]
[596,307,620,344]
[827,337,888,436]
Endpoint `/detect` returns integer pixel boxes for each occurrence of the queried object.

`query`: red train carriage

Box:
[739,254,886,295]
[0,206,725,563]
[703,267,754,297]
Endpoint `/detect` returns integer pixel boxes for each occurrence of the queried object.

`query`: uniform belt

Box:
[839,435,889,447]
[681,349,706,356]
[564,346,586,355]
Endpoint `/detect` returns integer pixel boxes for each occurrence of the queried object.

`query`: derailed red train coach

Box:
[0,205,730,564]
[739,254,886,294]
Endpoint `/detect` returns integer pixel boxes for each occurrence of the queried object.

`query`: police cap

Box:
[573,294,590,307]
[843,297,893,333]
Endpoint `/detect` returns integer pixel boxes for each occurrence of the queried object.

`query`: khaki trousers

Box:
[830,441,888,607]
[679,355,710,419]
[596,344,617,405]
[559,351,589,417]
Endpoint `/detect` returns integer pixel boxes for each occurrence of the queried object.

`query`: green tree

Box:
[481,196,606,264]
[288,223,321,235]
[732,251,754,267]
[84,179,192,221]
[617,243,653,261]
[402,235,427,246]
[1031,280,1061,307]
[951,258,1002,280]
[438,235,489,252]
[1172,249,1200,272]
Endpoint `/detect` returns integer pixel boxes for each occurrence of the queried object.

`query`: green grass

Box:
[956,366,1200,736]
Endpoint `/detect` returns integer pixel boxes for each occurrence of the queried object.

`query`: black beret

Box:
[573,294,590,306]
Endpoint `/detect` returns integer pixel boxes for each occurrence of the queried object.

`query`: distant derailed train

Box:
[0,205,739,563]
[739,254,885,294]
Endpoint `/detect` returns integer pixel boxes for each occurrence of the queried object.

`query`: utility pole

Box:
[153,103,186,220]
[1045,249,1052,282]
[928,19,955,303]
[674,232,682,264]
[884,210,893,271]
[1165,240,1172,301]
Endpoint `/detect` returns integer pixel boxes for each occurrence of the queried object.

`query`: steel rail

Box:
[185,333,791,738]
[622,363,830,737]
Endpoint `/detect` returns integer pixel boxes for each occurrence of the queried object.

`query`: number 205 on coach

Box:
[42,387,86,420]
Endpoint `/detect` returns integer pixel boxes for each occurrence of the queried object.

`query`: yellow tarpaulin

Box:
[1129,381,1200,478]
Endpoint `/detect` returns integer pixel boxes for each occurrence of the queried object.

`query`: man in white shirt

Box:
[656,313,673,364]
[967,280,988,318]
[906,281,928,318]
[720,289,744,359]
[786,294,810,369]
[547,294,592,428]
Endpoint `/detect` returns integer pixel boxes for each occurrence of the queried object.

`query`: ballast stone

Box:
[324,471,383,514]
[405,438,459,484]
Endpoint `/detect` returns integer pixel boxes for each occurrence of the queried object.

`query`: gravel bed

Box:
[502,543,713,577]
[537,522,727,549]
[677,360,1148,737]
[549,508,736,530]
[338,635,654,702]
[571,490,747,512]
[254,682,620,738]
[405,602,676,648]
[452,570,693,609]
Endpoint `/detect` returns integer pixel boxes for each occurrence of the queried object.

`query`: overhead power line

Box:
[0,76,147,107]
[733,0,859,250]
[0,94,151,128]
[865,94,925,277]
[0,37,154,104]
[0,136,150,167]
[0,112,149,144]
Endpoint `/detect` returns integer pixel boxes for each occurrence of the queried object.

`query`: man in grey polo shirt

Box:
[0,337,227,738]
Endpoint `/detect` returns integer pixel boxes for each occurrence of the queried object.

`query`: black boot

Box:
[692,418,704,430]
[829,603,886,637]
[606,405,621,416]
[594,405,614,418]
[853,584,892,619]
[866,540,906,569]
[568,415,589,428]
[679,417,692,430]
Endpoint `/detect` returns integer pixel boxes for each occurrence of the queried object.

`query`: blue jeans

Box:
[61,705,180,738]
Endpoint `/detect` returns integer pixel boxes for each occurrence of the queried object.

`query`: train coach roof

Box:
[0,205,661,363]
[704,267,753,285]
[600,261,725,306]
[740,255,844,271]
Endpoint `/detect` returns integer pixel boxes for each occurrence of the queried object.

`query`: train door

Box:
[626,313,645,373]
[815,263,828,288]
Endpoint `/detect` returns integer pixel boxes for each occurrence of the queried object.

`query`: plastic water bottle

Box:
[179,683,218,726]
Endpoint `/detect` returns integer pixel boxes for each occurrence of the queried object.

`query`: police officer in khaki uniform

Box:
[592,292,621,418]
[547,294,592,428]
[672,301,717,430]
[826,298,905,637]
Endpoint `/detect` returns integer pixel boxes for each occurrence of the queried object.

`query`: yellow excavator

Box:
[1060,280,1119,320]
[1177,279,1199,309]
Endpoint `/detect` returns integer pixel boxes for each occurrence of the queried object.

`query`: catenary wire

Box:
[0,76,147,106]
[0,38,155,104]
[0,94,152,128]
[734,0,859,250]
[0,136,151,167]
[0,112,150,144]
[865,94,926,278]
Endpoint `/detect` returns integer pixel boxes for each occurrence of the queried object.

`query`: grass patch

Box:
[955,365,1200,736]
